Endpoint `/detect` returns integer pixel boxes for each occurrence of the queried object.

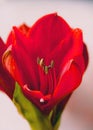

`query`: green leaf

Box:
[13,82,53,130]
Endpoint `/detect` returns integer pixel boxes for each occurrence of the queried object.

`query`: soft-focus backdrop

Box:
[0,0,93,130]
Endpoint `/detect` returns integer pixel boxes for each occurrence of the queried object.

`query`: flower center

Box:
[37,57,54,74]
[37,57,56,96]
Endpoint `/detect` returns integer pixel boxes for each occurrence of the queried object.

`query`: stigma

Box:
[37,57,54,74]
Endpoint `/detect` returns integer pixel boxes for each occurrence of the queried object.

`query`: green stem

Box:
[13,82,61,130]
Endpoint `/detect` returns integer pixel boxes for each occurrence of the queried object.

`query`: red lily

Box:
[0,38,15,98]
[3,13,88,113]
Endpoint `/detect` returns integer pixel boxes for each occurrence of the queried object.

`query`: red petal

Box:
[52,60,82,106]
[70,28,83,55]
[19,24,30,36]
[74,55,85,74]
[62,28,83,64]
[6,24,30,47]
[0,38,6,57]
[45,28,84,80]
[66,30,88,73]
[8,27,39,90]
[28,13,71,58]
[58,28,85,77]
[0,39,15,98]
[45,33,72,77]
[13,26,37,60]
[22,84,51,112]
[2,47,24,87]
[0,63,15,98]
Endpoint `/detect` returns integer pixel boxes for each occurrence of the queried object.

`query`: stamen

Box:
[40,98,44,103]
[37,57,54,74]
[44,66,48,74]
[39,58,44,67]
[37,57,44,67]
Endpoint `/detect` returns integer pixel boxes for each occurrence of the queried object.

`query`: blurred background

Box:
[0,0,93,130]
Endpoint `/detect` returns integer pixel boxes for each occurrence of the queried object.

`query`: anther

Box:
[39,58,44,67]
[37,57,54,74]
[37,57,44,67]
[44,66,48,74]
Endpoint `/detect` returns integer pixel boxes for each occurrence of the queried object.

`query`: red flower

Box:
[0,38,15,98]
[3,13,88,113]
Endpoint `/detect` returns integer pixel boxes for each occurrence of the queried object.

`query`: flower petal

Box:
[52,60,82,107]
[45,28,84,77]
[19,24,30,36]
[0,64,15,98]
[45,33,72,77]
[28,13,71,57]
[61,28,84,66]
[3,43,39,91]
[0,38,15,98]
[22,84,51,113]
[6,24,30,47]
[0,38,6,56]
[2,46,24,86]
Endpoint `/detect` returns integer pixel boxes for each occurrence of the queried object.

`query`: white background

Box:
[0,0,93,130]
